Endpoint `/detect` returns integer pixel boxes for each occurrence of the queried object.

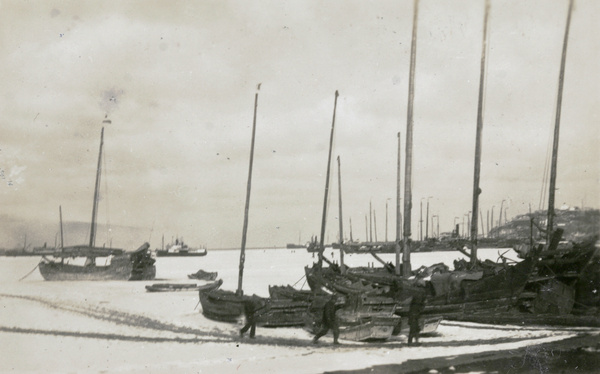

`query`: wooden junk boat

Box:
[312,0,598,328]
[292,90,407,342]
[40,242,155,281]
[450,0,599,325]
[292,10,441,340]
[38,125,156,281]
[200,288,309,327]
[198,86,309,328]
[303,0,558,334]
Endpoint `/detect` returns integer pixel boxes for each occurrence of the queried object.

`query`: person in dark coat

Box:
[408,291,426,346]
[240,296,264,339]
[312,294,344,345]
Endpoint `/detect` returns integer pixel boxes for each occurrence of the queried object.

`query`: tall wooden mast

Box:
[336,155,345,273]
[402,0,419,275]
[317,90,339,268]
[547,0,574,242]
[470,0,490,264]
[395,131,402,275]
[89,127,104,248]
[237,84,260,296]
[59,205,64,264]
[59,205,64,249]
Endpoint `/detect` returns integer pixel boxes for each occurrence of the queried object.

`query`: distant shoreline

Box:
[0,246,286,255]
[207,246,287,251]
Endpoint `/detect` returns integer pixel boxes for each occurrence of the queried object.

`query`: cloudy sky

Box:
[1,0,598,250]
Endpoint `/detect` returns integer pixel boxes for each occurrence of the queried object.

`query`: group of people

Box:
[239,291,426,346]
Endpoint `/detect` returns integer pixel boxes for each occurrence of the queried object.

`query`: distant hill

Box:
[0,214,152,252]
[490,208,599,242]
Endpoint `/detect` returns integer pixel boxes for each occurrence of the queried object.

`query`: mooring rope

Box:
[18,263,39,281]
[292,274,306,287]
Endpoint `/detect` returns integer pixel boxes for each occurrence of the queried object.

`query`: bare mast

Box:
[318,90,339,268]
[470,0,490,264]
[59,205,64,249]
[336,155,345,273]
[395,131,402,275]
[89,127,104,248]
[59,205,64,264]
[402,0,419,275]
[547,0,574,242]
[237,84,261,296]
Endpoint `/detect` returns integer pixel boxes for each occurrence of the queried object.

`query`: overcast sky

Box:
[1,0,598,249]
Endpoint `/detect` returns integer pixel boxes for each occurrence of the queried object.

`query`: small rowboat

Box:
[145,283,200,292]
[147,279,223,293]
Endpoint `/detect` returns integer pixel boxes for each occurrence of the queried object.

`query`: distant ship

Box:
[286,231,306,249]
[155,238,207,257]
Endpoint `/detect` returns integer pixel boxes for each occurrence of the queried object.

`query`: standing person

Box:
[408,291,426,346]
[240,296,264,339]
[312,294,344,345]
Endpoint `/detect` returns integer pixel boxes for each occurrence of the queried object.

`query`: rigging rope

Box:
[538,125,552,211]
[538,85,559,211]
[292,274,306,288]
[323,127,337,247]
[148,218,155,243]
[18,263,39,281]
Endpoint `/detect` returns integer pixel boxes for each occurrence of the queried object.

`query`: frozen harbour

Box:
[1,247,598,373]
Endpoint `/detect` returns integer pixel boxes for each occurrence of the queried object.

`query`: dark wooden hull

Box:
[431,258,533,305]
[199,289,245,322]
[199,288,310,327]
[4,251,55,257]
[517,241,598,315]
[256,299,310,327]
[39,243,156,281]
[409,258,534,319]
[197,279,223,292]
[338,315,402,341]
[305,258,534,320]
[304,265,397,295]
[145,279,223,293]
[188,270,218,280]
[39,257,156,281]
[146,283,199,292]
[305,294,409,342]
[269,283,441,339]
[268,285,326,302]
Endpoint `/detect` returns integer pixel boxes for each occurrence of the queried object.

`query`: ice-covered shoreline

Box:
[1,249,598,373]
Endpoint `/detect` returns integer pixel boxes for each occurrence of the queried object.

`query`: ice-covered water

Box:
[1,246,515,289]
[0,247,593,374]
[145,246,518,296]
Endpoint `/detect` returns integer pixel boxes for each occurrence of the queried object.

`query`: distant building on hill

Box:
[489,208,599,243]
